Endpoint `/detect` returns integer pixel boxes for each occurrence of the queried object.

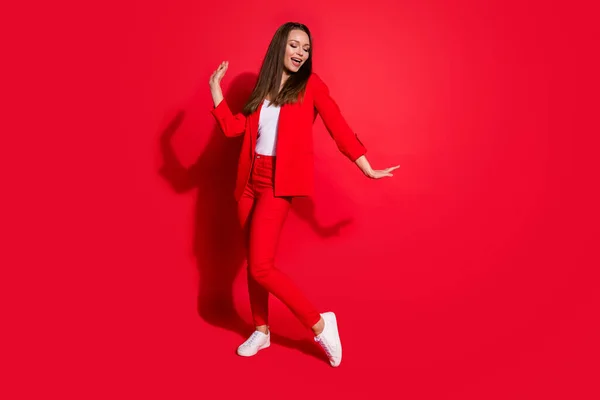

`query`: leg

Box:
[237,185,270,331]
[248,189,321,330]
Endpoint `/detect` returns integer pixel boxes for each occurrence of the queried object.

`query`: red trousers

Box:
[237,155,321,330]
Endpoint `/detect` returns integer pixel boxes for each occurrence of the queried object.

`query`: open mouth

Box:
[291,58,302,67]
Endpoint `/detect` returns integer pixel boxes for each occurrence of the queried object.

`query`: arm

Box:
[311,73,367,162]
[209,61,246,137]
[311,73,399,179]
[211,98,246,138]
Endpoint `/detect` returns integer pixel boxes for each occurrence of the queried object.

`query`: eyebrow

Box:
[289,40,310,47]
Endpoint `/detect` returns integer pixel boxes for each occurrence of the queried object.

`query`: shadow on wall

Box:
[158,72,351,360]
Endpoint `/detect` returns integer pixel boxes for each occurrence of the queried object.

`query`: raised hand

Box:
[209,61,229,88]
[209,61,228,107]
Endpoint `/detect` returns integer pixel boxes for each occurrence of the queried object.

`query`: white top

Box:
[255,99,281,156]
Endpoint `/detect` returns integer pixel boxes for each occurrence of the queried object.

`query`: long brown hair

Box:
[242,22,313,115]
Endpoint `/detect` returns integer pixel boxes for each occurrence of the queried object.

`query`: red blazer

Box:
[211,72,367,201]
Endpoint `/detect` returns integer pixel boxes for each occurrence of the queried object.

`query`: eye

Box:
[290,44,310,53]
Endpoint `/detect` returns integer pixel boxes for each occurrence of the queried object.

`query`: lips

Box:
[291,57,302,66]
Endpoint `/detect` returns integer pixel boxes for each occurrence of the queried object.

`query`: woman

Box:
[208,22,399,367]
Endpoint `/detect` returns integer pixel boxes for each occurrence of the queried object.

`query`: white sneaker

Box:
[314,312,342,367]
[236,330,270,357]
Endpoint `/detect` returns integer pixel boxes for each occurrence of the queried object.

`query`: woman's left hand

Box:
[355,155,399,179]
[364,165,400,179]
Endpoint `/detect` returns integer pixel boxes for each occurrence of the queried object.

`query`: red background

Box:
[2,1,598,399]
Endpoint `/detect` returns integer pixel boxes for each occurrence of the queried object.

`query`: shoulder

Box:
[308,72,324,85]
[307,72,328,93]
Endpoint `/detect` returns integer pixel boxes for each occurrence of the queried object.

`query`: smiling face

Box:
[283,29,311,74]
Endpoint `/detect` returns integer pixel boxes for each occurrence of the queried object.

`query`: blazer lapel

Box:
[249,101,263,156]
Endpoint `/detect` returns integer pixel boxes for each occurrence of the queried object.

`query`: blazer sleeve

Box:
[310,73,367,161]
[210,99,247,137]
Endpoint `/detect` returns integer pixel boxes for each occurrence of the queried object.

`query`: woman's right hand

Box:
[209,61,228,107]
[209,61,229,88]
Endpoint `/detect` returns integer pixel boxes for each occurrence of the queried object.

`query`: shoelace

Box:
[242,331,261,347]
[315,335,334,357]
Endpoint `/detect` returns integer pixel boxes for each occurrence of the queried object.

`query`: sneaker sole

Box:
[329,313,342,367]
[322,312,342,367]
